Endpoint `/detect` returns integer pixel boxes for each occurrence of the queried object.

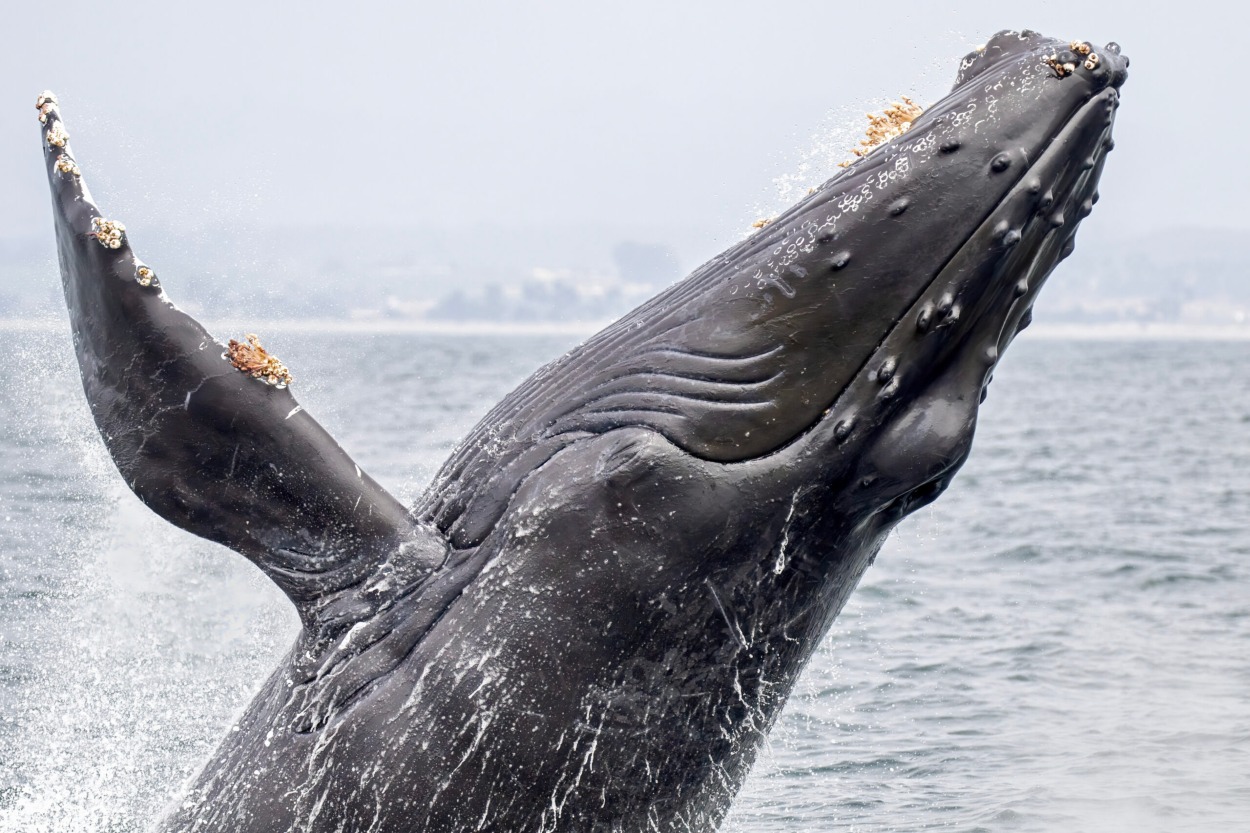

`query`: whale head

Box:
[420,29,1128,548]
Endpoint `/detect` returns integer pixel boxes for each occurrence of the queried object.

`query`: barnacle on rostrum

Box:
[837,97,924,168]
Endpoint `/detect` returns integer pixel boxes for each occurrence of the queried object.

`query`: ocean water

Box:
[0,324,1247,832]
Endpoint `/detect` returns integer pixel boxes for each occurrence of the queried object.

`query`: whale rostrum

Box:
[38,29,1126,833]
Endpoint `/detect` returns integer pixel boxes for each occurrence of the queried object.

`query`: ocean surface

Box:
[0,324,1247,832]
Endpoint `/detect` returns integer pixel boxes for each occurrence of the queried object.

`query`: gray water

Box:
[0,325,1247,832]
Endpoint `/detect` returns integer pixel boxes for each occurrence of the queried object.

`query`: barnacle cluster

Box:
[36,92,61,128]
[45,121,69,148]
[136,265,157,287]
[54,154,80,177]
[226,334,294,387]
[1044,56,1072,78]
[837,97,924,168]
[1045,41,1099,78]
[90,217,126,249]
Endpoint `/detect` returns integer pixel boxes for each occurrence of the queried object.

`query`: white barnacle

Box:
[90,217,126,249]
[1084,53,1100,71]
[54,154,80,177]
[136,265,156,286]
[1042,53,1077,79]
[45,121,69,148]
[35,91,58,110]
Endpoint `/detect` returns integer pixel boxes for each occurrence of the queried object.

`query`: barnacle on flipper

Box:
[54,154,80,177]
[45,120,69,148]
[136,265,158,287]
[90,217,126,249]
[226,334,294,387]
[837,97,924,168]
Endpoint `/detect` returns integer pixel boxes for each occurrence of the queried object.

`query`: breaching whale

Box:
[37,29,1126,833]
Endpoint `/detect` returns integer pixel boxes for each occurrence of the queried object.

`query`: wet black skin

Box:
[39,30,1126,833]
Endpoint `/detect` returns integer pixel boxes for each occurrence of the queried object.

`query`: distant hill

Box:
[2,223,1246,328]
[1037,227,1250,326]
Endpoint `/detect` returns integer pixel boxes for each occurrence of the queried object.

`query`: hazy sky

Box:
[2,0,1244,260]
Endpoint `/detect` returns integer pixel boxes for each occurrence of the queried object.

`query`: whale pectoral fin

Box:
[37,93,434,613]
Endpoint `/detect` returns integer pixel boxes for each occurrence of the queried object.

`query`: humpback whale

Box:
[37,29,1126,833]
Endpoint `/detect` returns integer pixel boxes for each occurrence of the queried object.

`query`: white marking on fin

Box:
[285,405,304,420]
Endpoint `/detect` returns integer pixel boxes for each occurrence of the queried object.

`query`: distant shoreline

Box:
[4,317,1250,341]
